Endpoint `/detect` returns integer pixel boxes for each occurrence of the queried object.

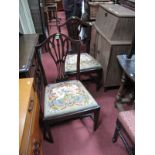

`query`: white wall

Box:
[19,0,36,34]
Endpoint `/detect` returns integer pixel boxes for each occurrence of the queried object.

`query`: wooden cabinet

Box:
[90,4,135,88]
[95,4,135,41]
[85,0,113,21]
[19,78,42,155]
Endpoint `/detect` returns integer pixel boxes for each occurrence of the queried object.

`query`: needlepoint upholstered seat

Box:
[44,80,99,119]
[65,53,102,74]
[112,110,135,155]
[118,110,135,143]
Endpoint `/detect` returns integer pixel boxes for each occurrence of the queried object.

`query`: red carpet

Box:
[42,11,128,155]
[42,87,128,155]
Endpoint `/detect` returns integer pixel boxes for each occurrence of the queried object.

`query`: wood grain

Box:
[19,78,34,147]
[95,4,135,41]
[90,4,134,88]
[19,78,42,155]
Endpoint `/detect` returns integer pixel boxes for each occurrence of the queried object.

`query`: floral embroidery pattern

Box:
[65,53,102,73]
[44,80,98,118]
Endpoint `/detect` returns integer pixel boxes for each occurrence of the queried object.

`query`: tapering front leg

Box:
[94,107,100,131]
[112,119,120,143]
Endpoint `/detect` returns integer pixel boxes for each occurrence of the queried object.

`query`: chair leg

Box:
[112,119,120,143]
[43,123,53,143]
[113,120,134,155]
[131,147,135,155]
[96,69,103,91]
[93,107,100,131]
[48,6,61,28]
[119,130,134,155]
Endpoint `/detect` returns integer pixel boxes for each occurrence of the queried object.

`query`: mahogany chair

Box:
[58,16,103,90]
[35,33,100,143]
[112,110,135,155]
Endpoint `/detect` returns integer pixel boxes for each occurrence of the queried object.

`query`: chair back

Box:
[35,33,81,83]
[43,10,49,37]
[44,0,56,5]
[58,16,91,53]
[58,16,91,39]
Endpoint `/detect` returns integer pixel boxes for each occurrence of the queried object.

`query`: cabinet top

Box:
[19,78,33,147]
[117,55,135,82]
[100,4,135,17]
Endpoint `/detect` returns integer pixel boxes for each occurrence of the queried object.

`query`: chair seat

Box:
[46,3,57,8]
[65,53,102,73]
[118,110,135,143]
[44,80,99,119]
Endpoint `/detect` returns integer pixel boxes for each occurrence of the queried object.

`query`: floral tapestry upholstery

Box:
[118,110,135,143]
[65,53,102,73]
[44,80,99,119]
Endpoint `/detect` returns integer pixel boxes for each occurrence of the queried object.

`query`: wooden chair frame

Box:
[35,33,100,143]
[57,16,103,90]
[58,16,91,38]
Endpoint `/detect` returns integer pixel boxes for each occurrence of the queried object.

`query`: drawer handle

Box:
[28,99,34,112]
[32,139,40,155]
[105,12,108,17]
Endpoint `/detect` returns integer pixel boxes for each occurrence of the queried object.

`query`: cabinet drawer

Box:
[31,92,41,138]
[20,88,35,155]
[28,127,42,155]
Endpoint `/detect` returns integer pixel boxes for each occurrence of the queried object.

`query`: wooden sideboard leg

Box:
[115,73,126,108]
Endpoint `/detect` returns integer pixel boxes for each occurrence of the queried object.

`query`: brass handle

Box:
[28,99,34,112]
[32,139,40,155]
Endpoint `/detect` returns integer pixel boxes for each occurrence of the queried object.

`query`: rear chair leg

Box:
[43,123,53,143]
[96,69,103,91]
